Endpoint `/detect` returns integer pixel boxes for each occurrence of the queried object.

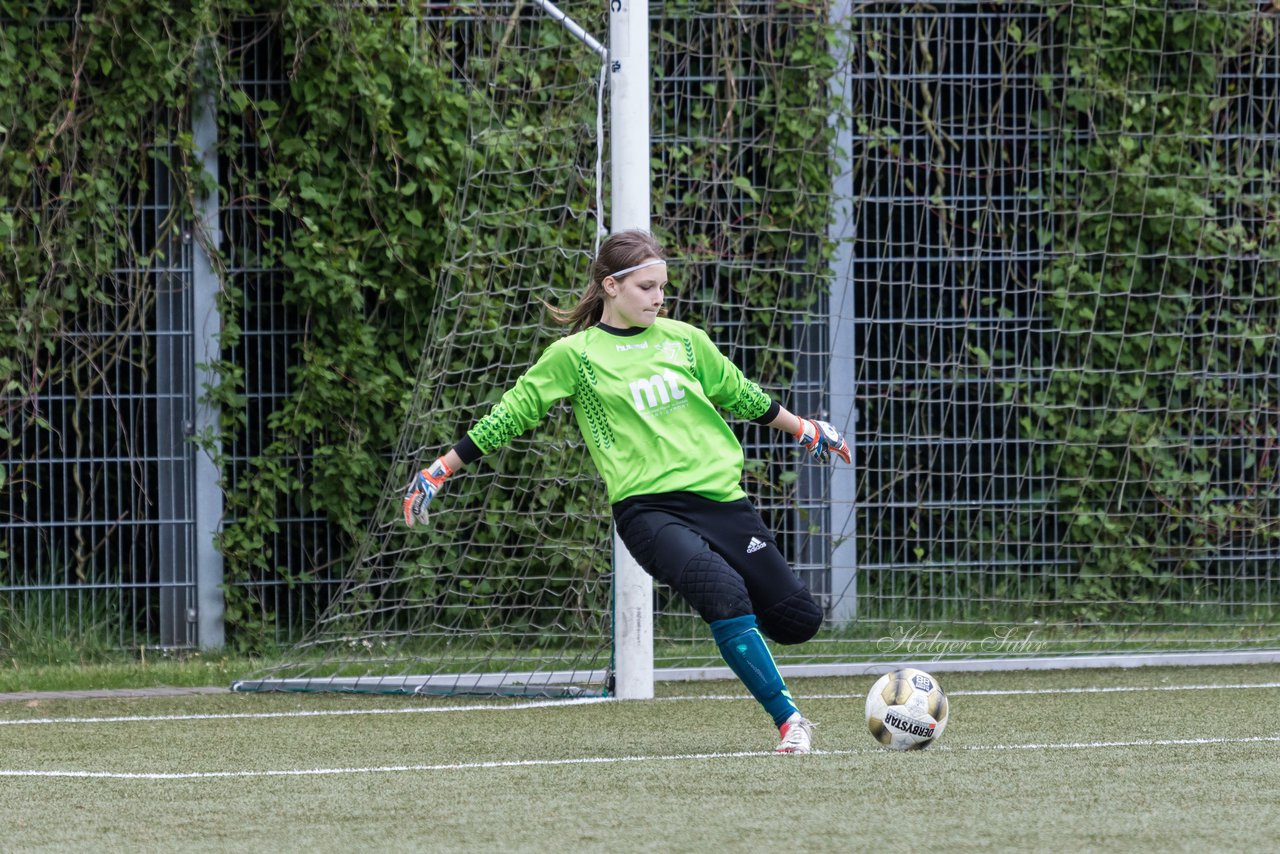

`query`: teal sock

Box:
[711,614,799,727]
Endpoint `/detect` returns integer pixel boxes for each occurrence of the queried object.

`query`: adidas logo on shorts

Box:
[746,536,767,554]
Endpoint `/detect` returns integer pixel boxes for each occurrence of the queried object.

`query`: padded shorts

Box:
[612,492,822,643]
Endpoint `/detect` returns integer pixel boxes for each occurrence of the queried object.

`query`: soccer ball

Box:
[865,668,949,750]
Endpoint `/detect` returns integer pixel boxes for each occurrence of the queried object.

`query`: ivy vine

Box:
[1026,0,1280,617]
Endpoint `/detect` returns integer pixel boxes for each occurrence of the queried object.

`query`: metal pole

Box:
[828,0,859,623]
[530,0,607,57]
[192,44,225,649]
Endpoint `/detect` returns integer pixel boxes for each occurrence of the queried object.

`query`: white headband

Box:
[607,259,666,279]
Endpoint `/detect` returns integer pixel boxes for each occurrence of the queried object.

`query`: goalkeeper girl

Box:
[403,229,851,754]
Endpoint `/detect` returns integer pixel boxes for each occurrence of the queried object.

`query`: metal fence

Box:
[3,107,205,648]
[4,3,1277,652]
[841,4,1058,620]
[835,2,1280,635]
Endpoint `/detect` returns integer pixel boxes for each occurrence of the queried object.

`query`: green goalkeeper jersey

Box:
[467,317,775,504]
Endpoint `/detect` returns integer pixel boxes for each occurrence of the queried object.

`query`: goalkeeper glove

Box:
[402,457,454,527]
[793,418,852,464]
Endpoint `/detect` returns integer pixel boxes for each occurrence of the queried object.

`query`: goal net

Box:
[237,0,1279,695]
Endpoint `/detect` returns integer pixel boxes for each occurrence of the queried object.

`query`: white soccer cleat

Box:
[775,712,815,754]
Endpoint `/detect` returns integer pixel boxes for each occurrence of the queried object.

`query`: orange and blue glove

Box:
[402,457,454,527]
[793,418,852,464]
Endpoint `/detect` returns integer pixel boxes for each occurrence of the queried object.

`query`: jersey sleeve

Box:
[466,338,577,454]
[688,326,774,422]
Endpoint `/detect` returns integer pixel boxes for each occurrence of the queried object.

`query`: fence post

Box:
[828,0,858,623]
[192,44,225,650]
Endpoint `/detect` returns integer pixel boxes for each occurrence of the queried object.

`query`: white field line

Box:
[2,682,1279,728]
[3,734,1280,781]
[0,695,612,726]
[702,681,1280,701]
[968,735,1280,751]
[949,681,1280,697]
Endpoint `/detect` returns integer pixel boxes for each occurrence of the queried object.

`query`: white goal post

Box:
[602,0,655,700]
[528,0,656,701]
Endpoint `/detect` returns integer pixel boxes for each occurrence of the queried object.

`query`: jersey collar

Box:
[595,321,649,337]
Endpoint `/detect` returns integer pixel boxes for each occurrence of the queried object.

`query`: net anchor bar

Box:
[528,0,607,58]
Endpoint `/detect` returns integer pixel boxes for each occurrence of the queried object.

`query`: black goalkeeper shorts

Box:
[611,491,822,643]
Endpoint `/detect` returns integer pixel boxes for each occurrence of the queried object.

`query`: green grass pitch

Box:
[1,664,1278,852]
